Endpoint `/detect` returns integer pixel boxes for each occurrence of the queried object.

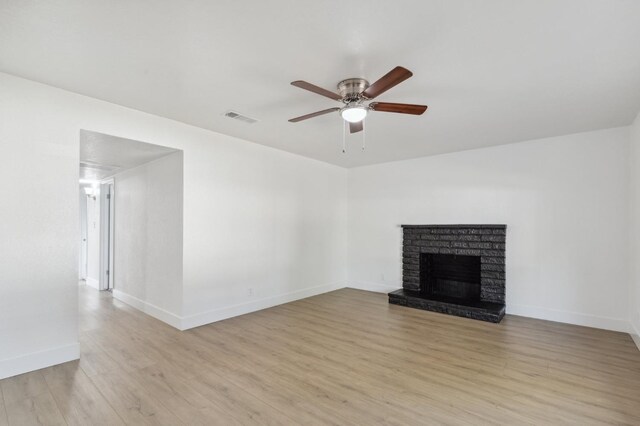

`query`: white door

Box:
[99,180,115,291]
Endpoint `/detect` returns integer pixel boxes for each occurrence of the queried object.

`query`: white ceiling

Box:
[2,1,640,168]
[80,130,178,180]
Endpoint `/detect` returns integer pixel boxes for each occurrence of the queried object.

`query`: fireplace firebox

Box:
[421,253,481,301]
[389,225,506,322]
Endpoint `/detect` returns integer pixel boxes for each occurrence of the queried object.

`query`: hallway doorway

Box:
[78,130,183,300]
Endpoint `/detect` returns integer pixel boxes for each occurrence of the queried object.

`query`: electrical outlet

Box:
[248,287,254,297]
[381,273,385,281]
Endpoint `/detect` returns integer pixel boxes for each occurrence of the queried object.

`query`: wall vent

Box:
[224,110,258,124]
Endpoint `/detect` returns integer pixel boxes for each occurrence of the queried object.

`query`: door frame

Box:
[79,188,89,280]
[99,178,115,291]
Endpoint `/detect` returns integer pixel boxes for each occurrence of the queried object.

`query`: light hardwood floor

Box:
[2,285,640,425]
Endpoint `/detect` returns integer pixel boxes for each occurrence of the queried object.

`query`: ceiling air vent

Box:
[224,110,258,124]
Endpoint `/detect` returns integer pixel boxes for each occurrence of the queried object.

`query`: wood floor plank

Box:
[0,371,66,426]
[85,326,156,373]
[41,361,124,426]
[183,366,299,425]
[0,387,7,426]
[3,392,66,426]
[195,362,348,425]
[77,333,120,378]
[0,372,49,406]
[130,364,227,425]
[88,368,183,425]
[2,285,640,425]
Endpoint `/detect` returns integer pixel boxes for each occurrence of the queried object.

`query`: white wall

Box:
[630,112,640,346]
[0,76,80,379]
[0,72,347,378]
[85,191,101,288]
[180,143,348,328]
[348,127,631,332]
[112,151,184,325]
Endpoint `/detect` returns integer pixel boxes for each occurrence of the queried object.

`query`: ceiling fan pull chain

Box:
[362,120,366,151]
[342,119,347,153]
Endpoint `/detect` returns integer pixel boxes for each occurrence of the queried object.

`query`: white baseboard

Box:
[112,282,639,348]
[345,282,633,335]
[113,283,345,331]
[507,303,629,333]
[180,282,345,330]
[112,289,182,330]
[347,280,401,294]
[0,343,80,380]
[355,281,640,340]
[85,277,100,290]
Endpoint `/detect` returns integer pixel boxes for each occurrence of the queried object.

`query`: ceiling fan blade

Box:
[291,81,343,101]
[369,102,427,115]
[349,121,363,134]
[288,107,340,123]
[361,66,413,99]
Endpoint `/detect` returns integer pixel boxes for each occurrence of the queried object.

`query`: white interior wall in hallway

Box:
[348,127,631,332]
[630,112,640,345]
[112,151,184,325]
[0,72,347,378]
[85,191,101,289]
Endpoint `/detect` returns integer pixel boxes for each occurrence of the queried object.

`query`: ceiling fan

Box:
[288,66,428,134]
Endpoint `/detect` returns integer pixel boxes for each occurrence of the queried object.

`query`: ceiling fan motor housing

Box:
[337,78,369,103]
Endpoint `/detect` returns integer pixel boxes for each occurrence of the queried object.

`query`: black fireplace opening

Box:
[420,253,481,303]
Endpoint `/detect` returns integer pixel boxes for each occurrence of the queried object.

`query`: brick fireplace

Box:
[389,225,506,322]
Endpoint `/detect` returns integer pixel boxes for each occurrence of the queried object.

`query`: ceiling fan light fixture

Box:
[341,106,367,123]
